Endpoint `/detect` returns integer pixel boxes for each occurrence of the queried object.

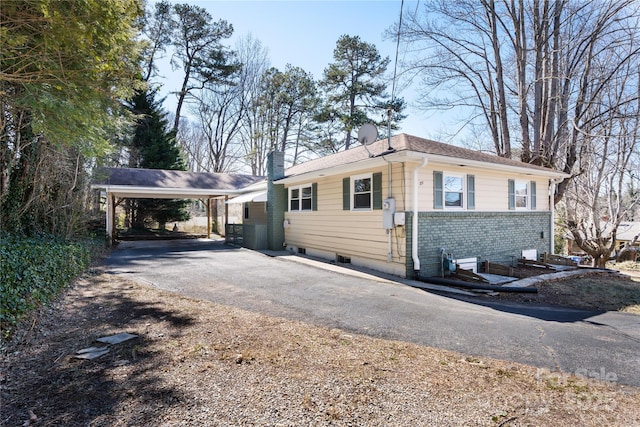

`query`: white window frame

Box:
[514,180,529,210]
[443,173,465,210]
[289,184,313,212]
[351,173,373,211]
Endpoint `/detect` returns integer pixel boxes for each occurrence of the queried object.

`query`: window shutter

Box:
[284,189,289,212]
[343,177,350,210]
[434,171,443,209]
[312,183,318,211]
[508,179,515,210]
[530,181,536,210]
[467,175,475,210]
[372,172,383,210]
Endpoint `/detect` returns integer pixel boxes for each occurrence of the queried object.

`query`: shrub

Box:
[0,234,92,338]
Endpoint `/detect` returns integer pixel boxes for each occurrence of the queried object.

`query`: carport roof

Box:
[92,167,265,199]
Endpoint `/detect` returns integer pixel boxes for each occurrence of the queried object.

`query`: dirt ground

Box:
[493,269,640,314]
[1,266,639,426]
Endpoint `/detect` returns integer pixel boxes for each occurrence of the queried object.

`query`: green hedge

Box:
[0,234,92,338]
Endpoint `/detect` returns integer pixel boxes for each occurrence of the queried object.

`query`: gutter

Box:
[412,157,429,275]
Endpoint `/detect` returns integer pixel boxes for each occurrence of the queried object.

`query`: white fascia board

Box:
[275,155,399,185]
[423,153,570,179]
[91,184,245,199]
[276,150,569,184]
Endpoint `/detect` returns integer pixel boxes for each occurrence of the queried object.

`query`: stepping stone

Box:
[96,332,138,345]
[74,347,110,360]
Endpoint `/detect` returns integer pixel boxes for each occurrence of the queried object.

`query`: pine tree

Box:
[320,35,403,150]
[127,89,189,230]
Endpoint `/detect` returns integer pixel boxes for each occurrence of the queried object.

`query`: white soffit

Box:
[225,190,268,204]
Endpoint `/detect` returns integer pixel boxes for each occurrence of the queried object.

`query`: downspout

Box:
[386,110,394,262]
[549,179,560,254]
[387,160,393,262]
[412,157,428,276]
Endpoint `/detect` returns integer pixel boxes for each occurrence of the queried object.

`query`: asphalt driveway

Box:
[105,239,640,387]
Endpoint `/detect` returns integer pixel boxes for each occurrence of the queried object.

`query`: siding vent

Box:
[336,254,351,264]
[298,247,306,255]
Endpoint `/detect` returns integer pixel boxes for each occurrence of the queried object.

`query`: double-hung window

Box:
[352,174,372,210]
[289,184,315,211]
[515,181,528,209]
[444,175,464,208]
[434,171,475,210]
[342,172,383,211]
[508,179,537,210]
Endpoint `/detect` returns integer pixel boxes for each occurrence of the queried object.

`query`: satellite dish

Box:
[357,123,378,145]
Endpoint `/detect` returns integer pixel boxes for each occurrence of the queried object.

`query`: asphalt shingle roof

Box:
[285,133,564,177]
[94,167,264,190]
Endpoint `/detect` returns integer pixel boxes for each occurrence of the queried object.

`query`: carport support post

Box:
[267,151,286,251]
[224,196,229,233]
[106,193,116,247]
[206,198,211,239]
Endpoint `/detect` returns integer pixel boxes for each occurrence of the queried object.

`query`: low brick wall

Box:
[406,211,552,278]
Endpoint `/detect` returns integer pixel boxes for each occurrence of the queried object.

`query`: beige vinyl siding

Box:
[412,163,551,212]
[284,165,407,273]
[243,201,267,225]
[283,160,551,274]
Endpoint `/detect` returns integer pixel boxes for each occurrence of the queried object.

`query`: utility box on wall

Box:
[382,197,396,229]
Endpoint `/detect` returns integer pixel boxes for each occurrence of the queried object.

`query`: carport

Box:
[92,167,265,244]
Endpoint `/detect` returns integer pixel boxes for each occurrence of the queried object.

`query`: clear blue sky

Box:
[156,0,454,139]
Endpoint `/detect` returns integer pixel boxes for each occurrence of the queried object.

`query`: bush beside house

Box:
[0,235,92,338]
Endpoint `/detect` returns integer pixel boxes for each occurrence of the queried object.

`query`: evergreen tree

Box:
[319,35,404,151]
[1,0,142,237]
[127,89,189,230]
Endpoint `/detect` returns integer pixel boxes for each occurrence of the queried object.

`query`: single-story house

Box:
[236,133,569,278]
[94,133,569,279]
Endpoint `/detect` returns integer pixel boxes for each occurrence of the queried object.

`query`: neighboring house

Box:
[565,221,640,260]
[615,222,640,262]
[269,133,568,278]
[616,222,640,249]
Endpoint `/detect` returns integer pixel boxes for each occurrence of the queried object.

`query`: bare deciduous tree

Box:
[186,84,244,173]
[560,65,640,266]
[399,1,639,198]
[398,0,640,261]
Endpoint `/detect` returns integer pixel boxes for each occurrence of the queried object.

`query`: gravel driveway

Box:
[106,239,640,387]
